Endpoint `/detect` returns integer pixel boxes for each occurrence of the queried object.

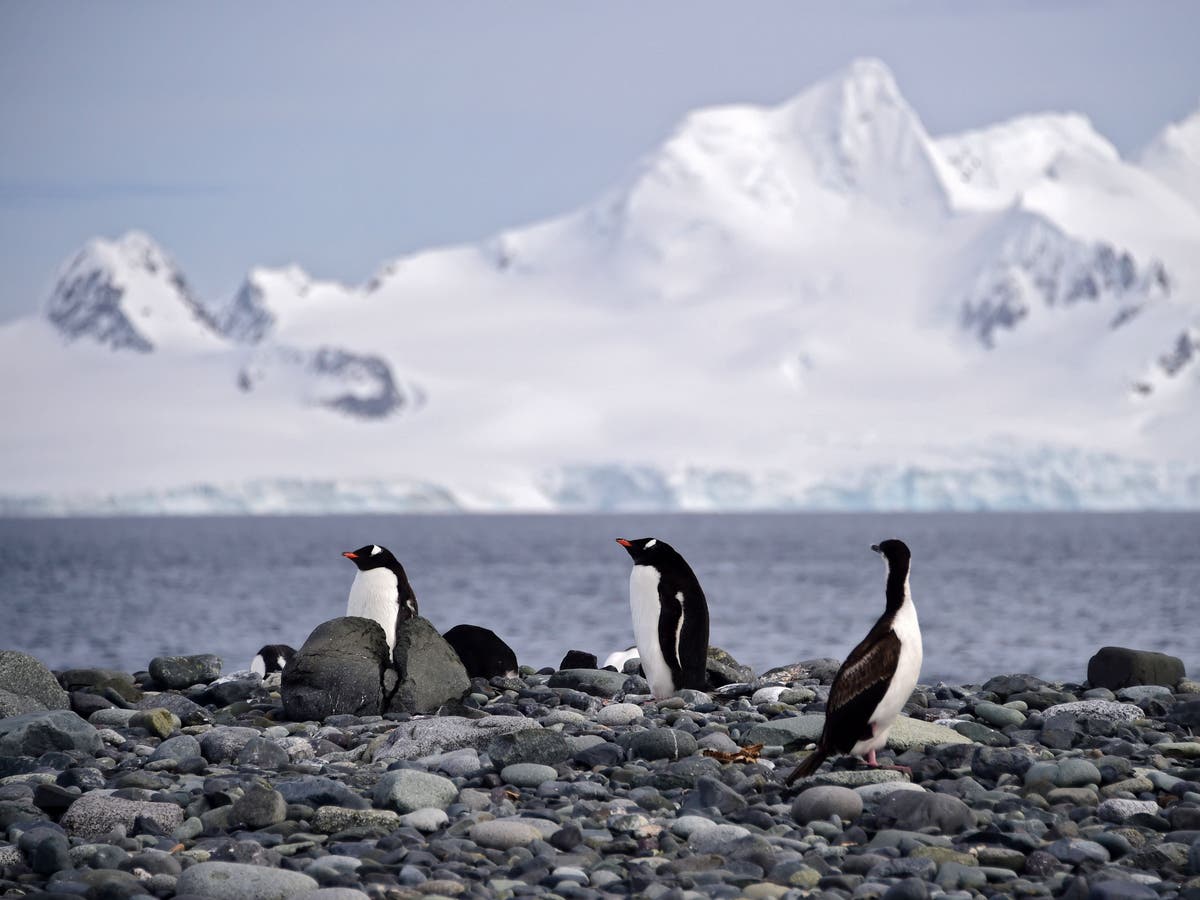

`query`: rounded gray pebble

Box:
[791,785,864,823]
[175,860,318,900]
[596,702,644,725]
[469,819,543,849]
[500,762,559,787]
[628,728,697,760]
[372,769,458,813]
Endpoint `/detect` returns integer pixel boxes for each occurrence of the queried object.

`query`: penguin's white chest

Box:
[629,565,676,699]
[347,569,399,652]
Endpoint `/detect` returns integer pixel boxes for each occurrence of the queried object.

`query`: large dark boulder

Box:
[1168,699,1200,729]
[275,775,370,810]
[199,677,267,708]
[0,651,69,711]
[486,728,571,768]
[706,646,755,687]
[0,709,102,756]
[443,624,519,679]
[559,650,598,670]
[281,617,389,721]
[547,668,628,697]
[0,690,45,718]
[389,616,470,714]
[762,658,842,685]
[58,669,142,703]
[1087,647,1185,690]
[148,654,222,689]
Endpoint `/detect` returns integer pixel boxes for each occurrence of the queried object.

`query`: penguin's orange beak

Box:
[615,539,631,547]
[342,551,358,559]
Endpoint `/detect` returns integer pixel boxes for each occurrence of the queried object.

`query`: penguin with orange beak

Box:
[342,544,418,653]
[614,537,710,699]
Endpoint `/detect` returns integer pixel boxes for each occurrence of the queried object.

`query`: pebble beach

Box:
[1,643,1198,900]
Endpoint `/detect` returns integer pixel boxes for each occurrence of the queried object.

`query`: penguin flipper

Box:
[655,585,684,676]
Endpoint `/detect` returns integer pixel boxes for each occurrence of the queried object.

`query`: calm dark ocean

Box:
[0,512,1196,684]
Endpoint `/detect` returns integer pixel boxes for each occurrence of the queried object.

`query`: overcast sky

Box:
[1,1,1198,322]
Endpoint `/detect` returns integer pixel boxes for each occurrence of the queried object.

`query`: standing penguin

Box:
[615,538,710,699]
[342,544,419,654]
[785,539,923,784]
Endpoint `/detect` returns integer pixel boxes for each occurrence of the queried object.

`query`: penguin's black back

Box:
[254,643,296,674]
[617,537,711,693]
[654,573,710,690]
[631,540,710,690]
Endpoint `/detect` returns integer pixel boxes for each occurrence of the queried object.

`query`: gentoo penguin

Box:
[342,544,418,653]
[785,539,923,785]
[250,644,295,677]
[443,624,519,679]
[615,538,710,699]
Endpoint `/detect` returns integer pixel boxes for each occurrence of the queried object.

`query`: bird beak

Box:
[615,539,632,547]
[342,551,358,559]
[870,544,880,553]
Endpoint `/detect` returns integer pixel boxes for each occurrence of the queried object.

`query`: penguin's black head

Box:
[870,539,911,568]
[615,537,673,565]
[342,544,399,571]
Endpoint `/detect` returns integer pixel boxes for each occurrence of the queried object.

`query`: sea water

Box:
[0,512,1196,683]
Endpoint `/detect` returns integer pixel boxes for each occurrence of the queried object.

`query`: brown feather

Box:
[827,629,901,713]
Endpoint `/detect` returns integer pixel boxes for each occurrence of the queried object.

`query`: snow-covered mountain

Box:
[1140,107,1200,211]
[46,232,225,353]
[2,59,1198,513]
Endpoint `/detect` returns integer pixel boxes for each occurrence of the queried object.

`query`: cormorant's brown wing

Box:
[823,628,901,753]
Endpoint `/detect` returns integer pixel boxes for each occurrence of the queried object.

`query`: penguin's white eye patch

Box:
[645,539,657,549]
[370,545,382,556]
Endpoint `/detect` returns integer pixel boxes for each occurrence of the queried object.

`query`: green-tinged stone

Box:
[311,806,400,834]
[937,861,989,891]
[975,701,1026,728]
[742,884,791,899]
[1046,787,1099,806]
[953,720,1009,746]
[975,845,1027,871]
[1101,776,1155,797]
[913,846,977,866]
[787,866,822,888]
[886,716,974,750]
[130,708,179,739]
[743,716,824,748]
[1156,741,1200,758]
[797,768,908,788]
[744,714,968,751]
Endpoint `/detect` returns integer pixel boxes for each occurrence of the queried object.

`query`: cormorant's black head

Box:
[870,539,911,569]
[342,544,400,572]
[615,537,674,566]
